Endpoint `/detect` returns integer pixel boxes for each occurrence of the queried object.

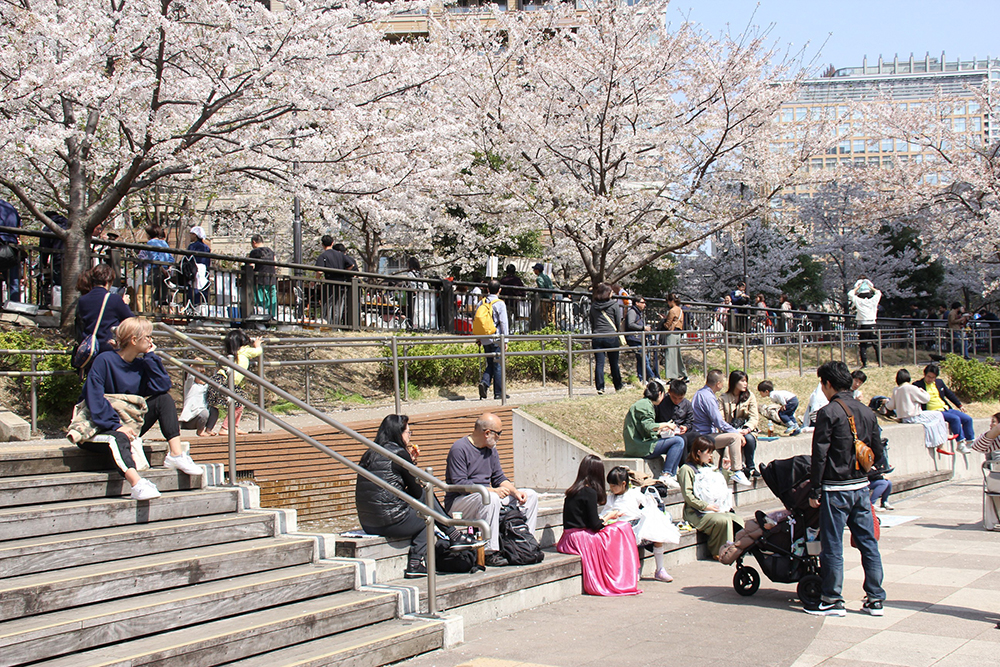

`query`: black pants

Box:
[362,497,452,566]
[80,393,180,475]
[858,325,880,366]
[180,406,219,433]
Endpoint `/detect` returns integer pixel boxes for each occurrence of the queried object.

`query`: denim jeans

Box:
[869,479,892,505]
[645,435,685,477]
[742,433,757,471]
[819,486,885,604]
[627,340,658,382]
[940,409,975,442]
[481,342,503,398]
[778,397,799,428]
[592,337,623,392]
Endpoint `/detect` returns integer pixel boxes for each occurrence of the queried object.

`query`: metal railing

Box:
[152,322,491,615]
[0,348,75,433]
[7,228,994,341]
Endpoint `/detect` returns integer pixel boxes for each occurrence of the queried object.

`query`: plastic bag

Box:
[635,488,680,545]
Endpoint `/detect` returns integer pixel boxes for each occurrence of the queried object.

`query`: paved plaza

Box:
[400,478,999,667]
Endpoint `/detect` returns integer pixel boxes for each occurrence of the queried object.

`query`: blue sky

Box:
[674,0,998,73]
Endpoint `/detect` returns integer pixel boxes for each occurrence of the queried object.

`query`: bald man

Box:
[445,412,539,567]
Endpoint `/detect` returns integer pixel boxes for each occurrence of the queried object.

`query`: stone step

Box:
[0,487,240,541]
[33,590,401,667]
[0,536,316,622]
[0,512,276,579]
[0,441,168,478]
[223,617,445,667]
[0,468,205,508]
[0,562,357,667]
[390,549,584,626]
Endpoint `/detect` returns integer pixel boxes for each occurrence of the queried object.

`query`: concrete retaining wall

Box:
[512,410,990,489]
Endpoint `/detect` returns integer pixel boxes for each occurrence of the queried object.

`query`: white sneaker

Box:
[658,474,681,491]
[164,453,203,476]
[654,568,674,582]
[130,478,161,501]
[957,441,971,454]
[731,471,752,487]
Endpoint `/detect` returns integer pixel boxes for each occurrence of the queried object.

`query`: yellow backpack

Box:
[472,295,498,336]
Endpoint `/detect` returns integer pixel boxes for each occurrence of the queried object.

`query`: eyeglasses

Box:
[483,428,503,438]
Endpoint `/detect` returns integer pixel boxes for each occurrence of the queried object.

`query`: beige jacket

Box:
[718,391,759,432]
[67,394,147,444]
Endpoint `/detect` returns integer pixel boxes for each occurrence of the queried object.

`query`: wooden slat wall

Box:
[189,407,516,524]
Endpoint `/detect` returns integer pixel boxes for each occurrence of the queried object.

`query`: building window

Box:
[781,109,794,123]
[853,139,866,153]
[953,117,966,132]
[968,101,980,113]
[826,158,838,168]
[795,107,807,121]
[895,139,908,152]
[971,117,982,132]
[881,138,894,152]
[839,141,851,154]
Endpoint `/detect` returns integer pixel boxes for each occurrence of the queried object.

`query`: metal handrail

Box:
[153,322,491,615]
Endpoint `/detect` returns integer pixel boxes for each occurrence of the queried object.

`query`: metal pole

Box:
[912,329,918,365]
[305,365,311,405]
[403,344,409,403]
[742,333,748,372]
[724,328,730,372]
[391,337,401,414]
[257,344,266,432]
[640,333,647,383]
[541,341,547,388]
[798,331,804,376]
[424,473,438,616]
[762,332,768,379]
[567,334,574,398]
[701,331,708,378]
[876,329,883,367]
[499,334,507,407]
[839,330,845,363]
[29,354,37,434]
[227,367,237,486]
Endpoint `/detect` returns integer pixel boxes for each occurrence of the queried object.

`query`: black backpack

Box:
[498,503,544,565]
[179,255,199,287]
[434,538,479,573]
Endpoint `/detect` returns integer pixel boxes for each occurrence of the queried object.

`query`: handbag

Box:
[72,292,110,370]
[833,398,875,472]
[601,311,627,347]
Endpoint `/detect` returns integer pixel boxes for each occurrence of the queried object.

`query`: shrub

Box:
[939,354,1000,402]
[0,331,80,419]
[381,327,581,388]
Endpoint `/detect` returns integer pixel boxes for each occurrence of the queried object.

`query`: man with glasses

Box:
[445,412,538,567]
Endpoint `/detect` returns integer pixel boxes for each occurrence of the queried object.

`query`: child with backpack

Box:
[604,466,681,583]
[473,279,509,400]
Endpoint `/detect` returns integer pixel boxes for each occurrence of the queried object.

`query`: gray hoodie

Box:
[591,298,621,335]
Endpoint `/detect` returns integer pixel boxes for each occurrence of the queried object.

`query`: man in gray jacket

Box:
[477,280,509,400]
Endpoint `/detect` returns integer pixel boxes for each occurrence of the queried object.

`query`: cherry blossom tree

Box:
[443,0,831,288]
[0,0,449,325]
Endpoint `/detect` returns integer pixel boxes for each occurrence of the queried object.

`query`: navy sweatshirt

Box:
[84,351,172,431]
[76,287,134,354]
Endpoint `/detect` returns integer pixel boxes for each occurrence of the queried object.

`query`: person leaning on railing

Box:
[354,414,479,579]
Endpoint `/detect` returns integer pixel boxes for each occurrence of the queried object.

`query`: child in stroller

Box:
[718,455,823,605]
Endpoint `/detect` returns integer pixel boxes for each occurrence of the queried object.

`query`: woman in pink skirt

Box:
[557,455,641,596]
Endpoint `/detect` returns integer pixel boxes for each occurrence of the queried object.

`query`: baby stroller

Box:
[727,455,823,605]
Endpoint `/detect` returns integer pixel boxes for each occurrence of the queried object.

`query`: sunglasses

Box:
[483,428,504,438]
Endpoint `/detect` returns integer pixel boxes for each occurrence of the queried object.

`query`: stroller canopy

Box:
[760,455,813,512]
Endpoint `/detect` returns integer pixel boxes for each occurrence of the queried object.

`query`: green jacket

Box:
[623,397,661,457]
[536,272,554,290]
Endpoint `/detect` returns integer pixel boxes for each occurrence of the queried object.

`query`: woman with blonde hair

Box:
[76,317,202,499]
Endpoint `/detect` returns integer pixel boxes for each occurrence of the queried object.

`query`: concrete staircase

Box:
[0,440,447,666]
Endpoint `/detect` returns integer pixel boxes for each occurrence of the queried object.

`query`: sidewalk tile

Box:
[836,630,965,667]
[896,566,991,588]
[929,639,1000,666]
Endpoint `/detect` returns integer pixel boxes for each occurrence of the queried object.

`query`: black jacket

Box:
[655,397,695,431]
[912,377,961,410]
[810,391,881,499]
[354,442,421,528]
[591,298,621,335]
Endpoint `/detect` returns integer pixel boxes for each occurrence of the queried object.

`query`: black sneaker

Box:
[478,382,488,400]
[804,600,846,617]
[862,598,884,616]
[448,532,485,551]
[484,551,509,567]
[404,561,427,579]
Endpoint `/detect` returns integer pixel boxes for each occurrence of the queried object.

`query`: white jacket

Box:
[886,384,930,420]
[848,287,881,325]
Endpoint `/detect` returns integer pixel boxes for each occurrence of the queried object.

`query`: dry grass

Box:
[522,360,1000,455]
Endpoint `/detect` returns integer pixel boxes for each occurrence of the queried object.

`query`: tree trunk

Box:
[60,226,92,331]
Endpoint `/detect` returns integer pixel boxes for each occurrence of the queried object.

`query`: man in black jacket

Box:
[807,361,885,617]
[654,378,697,448]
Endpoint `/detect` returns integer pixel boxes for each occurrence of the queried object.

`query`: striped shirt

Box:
[972,431,1000,453]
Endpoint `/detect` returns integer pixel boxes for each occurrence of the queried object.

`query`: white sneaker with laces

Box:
[164,453,203,476]
[731,471,752,487]
[957,440,971,454]
[658,474,681,490]
[130,478,161,501]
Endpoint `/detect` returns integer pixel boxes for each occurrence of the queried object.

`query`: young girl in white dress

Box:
[604,466,681,583]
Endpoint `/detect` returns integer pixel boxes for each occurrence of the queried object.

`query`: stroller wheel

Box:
[733,566,760,596]
[797,574,823,606]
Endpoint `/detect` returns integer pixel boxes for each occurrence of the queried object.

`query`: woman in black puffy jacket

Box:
[355,414,476,578]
